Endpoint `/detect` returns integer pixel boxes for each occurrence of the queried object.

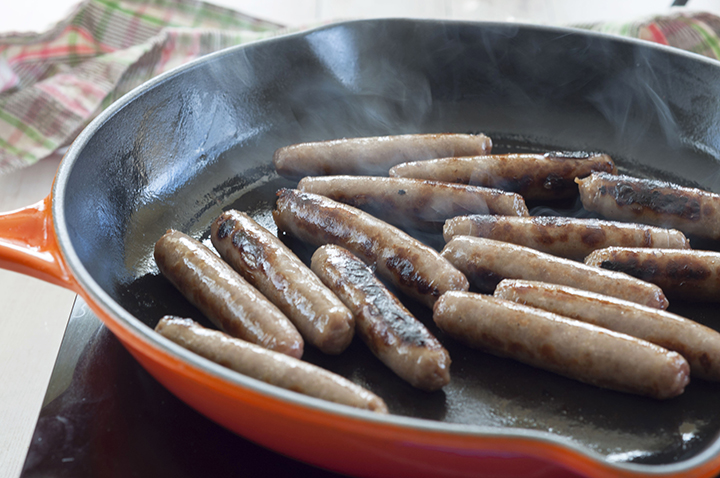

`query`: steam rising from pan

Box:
[587,45,680,151]
[300,27,433,140]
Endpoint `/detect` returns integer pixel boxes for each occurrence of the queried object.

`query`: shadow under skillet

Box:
[20,298,346,478]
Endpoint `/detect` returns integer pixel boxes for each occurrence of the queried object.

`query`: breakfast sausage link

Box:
[584,247,720,302]
[389,151,616,200]
[440,235,668,309]
[211,210,354,355]
[443,215,690,261]
[311,245,451,391]
[154,230,303,358]
[273,133,492,180]
[297,175,528,232]
[576,172,720,240]
[273,189,469,308]
[156,317,388,413]
[433,292,689,399]
[495,279,720,381]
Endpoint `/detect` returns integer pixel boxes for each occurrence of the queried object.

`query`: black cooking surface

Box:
[19,298,344,478]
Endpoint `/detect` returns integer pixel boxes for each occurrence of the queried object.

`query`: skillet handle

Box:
[0,195,78,290]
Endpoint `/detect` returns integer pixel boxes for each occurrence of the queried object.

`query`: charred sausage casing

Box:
[153,230,303,358]
[273,189,469,308]
[585,247,720,302]
[297,175,528,232]
[273,133,492,180]
[433,291,689,399]
[440,235,669,309]
[494,279,720,381]
[211,210,354,355]
[389,151,616,200]
[576,172,720,240]
[156,317,388,413]
[311,245,451,391]
[443,215,690,261]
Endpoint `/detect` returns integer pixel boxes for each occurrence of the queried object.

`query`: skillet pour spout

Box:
[3,18,720,478]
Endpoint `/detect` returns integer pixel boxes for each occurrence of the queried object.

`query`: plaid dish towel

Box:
[579,11,720,59]
[2,5,720,175]
[0,0,283,175]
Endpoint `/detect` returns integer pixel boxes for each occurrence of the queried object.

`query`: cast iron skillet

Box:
[3,19,720,478]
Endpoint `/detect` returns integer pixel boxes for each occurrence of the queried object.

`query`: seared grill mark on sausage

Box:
[539,343,558,364]
[433,291,689,399]
[274,189,468,308]
[501,174,535,194]
[443,215,689,261]
[216,217,236,239]
[667,258,712,281]
[385,254,436,297]
[585,247,720,301]
[460,264,505,292]
[700,353,713,373]
[579,227,606,247]
[542,172,569,193]
[534,224,556,246]
[230,229,268,272]
[577,172,720,240]
[598,259,657,278]
[389,152,616,200]
[599,256,716,283]
[341,264,427,347]
[605,179,703,221]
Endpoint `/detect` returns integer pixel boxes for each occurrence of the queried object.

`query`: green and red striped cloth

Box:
[579,11,720,59]
[1,3,719,175]
[0,0,283,174]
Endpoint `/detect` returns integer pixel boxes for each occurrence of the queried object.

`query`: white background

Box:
[4,0,720,33]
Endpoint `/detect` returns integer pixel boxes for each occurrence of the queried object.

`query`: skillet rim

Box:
[51,18,720,476]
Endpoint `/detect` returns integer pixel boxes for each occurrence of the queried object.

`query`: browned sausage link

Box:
[155,317,388,413]
[273,189,469,308]
[441,236,668,309]
[211,210,354,355]
[273,133,492,180]
[311,245,451,391]
[297,176,528,232]
[153,230,303,358]
[433,292,689,399]
[585,247,720,302]
[443,215,690,261]
[389,151,616,200]
[577,172,720,240]
[495,279,720,381]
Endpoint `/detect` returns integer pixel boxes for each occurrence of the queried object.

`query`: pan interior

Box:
[58,20,720,466]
